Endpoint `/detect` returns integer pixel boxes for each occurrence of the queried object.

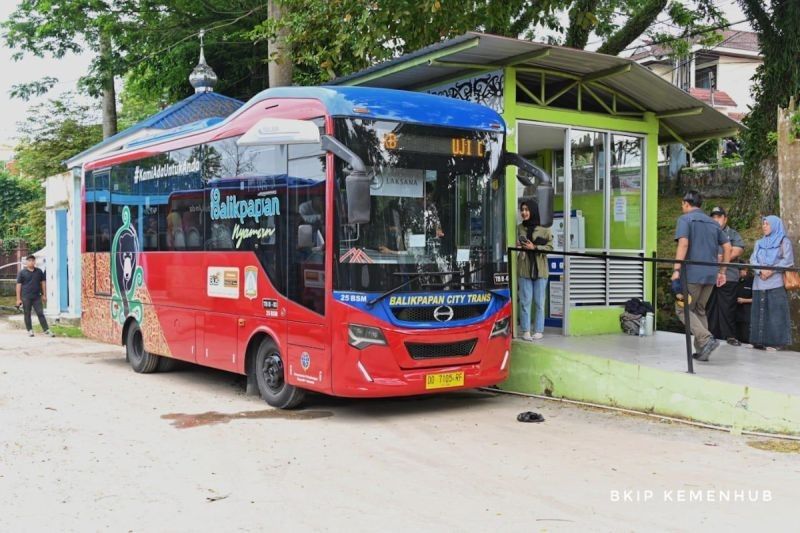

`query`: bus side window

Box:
[287,140,326,315]
[84,170,95,252]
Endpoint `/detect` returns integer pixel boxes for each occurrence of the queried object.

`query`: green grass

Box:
[0,295,19,315]
[22,322,84,338]
[0,295,84,337]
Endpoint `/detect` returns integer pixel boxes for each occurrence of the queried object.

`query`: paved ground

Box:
[540,328,800,395]
[0,320,797,532]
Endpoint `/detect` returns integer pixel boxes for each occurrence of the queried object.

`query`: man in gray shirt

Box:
[707,206,746,345]
[672,191,732,361]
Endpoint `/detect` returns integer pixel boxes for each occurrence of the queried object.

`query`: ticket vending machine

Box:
[545,211,584,328]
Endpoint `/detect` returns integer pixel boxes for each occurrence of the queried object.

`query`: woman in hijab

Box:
[516,200,553,341]
[749,215,794,351]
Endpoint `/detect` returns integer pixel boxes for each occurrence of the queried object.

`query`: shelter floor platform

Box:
[534,330,800,397]
[503,330,800,435]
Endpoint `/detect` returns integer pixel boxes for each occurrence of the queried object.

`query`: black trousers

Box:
[22,297,49,332]
[708,281,738,340]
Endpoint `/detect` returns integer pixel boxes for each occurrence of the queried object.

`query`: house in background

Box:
[630,30,762,123]
[44,47,243,320]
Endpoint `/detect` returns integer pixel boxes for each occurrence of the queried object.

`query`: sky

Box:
[0,1,752,161]
[0,2,93,159]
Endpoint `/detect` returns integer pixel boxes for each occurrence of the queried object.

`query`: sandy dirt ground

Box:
[0,320,797,532]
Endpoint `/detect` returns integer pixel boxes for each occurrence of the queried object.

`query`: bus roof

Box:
[86,86,505,171]
[241,86,505,131]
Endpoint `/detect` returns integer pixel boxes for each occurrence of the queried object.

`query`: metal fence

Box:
[508,246,800,374]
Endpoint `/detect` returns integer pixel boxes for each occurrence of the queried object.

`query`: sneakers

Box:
[44,330,55,337]
[696,338,720,361]
[726,337,741,347]
[532,332,544,340]
[27,330,34,337]
[520,332,534,342]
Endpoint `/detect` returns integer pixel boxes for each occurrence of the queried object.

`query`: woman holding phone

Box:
[516,200,553,341]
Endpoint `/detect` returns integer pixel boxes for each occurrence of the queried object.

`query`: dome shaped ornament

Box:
[189,29,217,93]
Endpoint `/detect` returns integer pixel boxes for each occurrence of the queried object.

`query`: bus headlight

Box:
[490,317,510,338]
[348,324,387,349]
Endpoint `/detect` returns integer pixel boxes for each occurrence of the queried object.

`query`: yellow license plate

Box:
[425,371,465,390]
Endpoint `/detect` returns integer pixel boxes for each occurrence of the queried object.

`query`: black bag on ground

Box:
[624,297,653,316]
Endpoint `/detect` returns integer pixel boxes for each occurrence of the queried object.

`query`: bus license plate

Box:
[425,371,464,390]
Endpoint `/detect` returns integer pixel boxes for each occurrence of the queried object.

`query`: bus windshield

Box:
[333,118,506,293]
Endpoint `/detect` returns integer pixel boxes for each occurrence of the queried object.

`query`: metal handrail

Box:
[508,246,800,374]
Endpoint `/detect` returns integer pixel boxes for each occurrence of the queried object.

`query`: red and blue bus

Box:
[81,87,552,408]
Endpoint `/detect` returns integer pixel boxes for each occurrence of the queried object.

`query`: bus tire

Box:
[125,321,160,374]
[254,339,305,409]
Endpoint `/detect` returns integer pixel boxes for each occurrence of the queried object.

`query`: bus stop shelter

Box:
[333,32,741,337]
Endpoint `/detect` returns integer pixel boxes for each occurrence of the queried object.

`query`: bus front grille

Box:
[405,339,478,360]
[391,304,488,322]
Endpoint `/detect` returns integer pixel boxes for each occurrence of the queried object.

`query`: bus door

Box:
[284,148,330,390]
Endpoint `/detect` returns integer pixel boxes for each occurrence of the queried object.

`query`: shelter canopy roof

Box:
[332,32,741,144]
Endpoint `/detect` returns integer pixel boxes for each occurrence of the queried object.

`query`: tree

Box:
[0,170,45,250]
[118,1,270,103]
[13,95,103,181]
[2,0,133,138]
[732,0,800,227]
[248,0,727,85]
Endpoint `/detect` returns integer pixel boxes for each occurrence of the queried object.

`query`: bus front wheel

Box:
[254,339,305,409]
[125,321,160,374]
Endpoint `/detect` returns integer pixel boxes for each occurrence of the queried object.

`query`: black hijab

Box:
[520,200,540,240]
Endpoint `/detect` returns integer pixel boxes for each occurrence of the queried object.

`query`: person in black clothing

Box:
[707,206,746,346]
[15,255,53,338]
[735,265,754,345]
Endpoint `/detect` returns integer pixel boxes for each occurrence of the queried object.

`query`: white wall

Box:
[716,55,761,114]
[44,172,74,317]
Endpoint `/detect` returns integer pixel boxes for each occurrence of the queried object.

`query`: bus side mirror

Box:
[321,135,371,224]
[345,170,371,225]
[297,224,313,249]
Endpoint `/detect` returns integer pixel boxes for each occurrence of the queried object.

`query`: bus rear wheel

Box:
[254,339,305,409]
[125,321,160,374]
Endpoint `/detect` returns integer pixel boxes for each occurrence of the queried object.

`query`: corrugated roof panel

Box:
[332,32,741,143]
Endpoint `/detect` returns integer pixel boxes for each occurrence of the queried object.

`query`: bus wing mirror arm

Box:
[504,152,554,228]
[503,152,552,187]
[321,135,371,224]
[321,135,366,173]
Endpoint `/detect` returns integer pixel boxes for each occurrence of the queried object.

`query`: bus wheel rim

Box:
[263,353,284,393]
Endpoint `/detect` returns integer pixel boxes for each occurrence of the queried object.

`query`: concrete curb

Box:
[501,341,800,436]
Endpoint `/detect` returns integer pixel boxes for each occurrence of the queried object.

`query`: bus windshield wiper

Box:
[366,271,459,307]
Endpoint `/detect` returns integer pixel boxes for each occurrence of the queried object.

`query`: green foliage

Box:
[13,94,102,180]
[790,110,800,139]
[0,170,44,249]
[1,0,737,130]
[689,139,719,165]
[115,1,271,104]
[13,197,46,251]
[117,84,162,130]
[732,0,800,227]
[2,1,132,98]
